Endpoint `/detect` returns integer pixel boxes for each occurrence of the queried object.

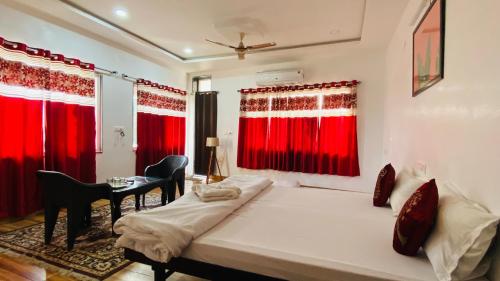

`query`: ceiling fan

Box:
[206,32,276,60]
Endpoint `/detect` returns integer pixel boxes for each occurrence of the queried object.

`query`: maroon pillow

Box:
[393,179,439,256]
[373,163,396,206]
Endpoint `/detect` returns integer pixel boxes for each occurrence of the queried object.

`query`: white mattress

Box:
[181,185,489,281]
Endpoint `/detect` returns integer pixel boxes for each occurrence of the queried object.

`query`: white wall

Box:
[0,3,186,182]
[188,50,387,193]
[385,2,500,279]
[383,0,500,215]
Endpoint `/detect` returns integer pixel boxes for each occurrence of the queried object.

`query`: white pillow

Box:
[424,187,499,281]
[389,168,427,216]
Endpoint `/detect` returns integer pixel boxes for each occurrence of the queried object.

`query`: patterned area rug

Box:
[0,193,163,280]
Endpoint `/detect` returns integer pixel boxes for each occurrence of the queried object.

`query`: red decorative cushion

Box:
[373,163,396,206]
[393,179,439,256]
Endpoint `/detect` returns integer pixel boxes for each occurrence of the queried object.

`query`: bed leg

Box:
[152,265,174,281]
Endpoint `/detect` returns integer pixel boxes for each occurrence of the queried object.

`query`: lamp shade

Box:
[206,137,219,147]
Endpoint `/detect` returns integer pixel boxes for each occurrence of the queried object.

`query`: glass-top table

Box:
[108,176,168,228]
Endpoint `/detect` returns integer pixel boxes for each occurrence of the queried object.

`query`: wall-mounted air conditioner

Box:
[256,69,304,86]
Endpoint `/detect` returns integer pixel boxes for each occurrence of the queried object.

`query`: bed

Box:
[123,182,496,281]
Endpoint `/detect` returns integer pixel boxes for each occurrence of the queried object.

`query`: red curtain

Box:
[135,79,186,176]
[44,102,96,182]
[163,115,186,156]
[286,117,319,173]
[267,117,319,173]
[0,96,44,217]
[237,81,360,176]
[237,117,268,169]
[317,116,359,176]
[267,117,288,170]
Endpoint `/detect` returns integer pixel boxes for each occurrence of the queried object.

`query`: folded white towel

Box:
[192,183,241,202]
[198,193,239,202]
[216,182,242,194]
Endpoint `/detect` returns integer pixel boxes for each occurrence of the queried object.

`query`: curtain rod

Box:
[95,67,118,76]
[121,74,138,82]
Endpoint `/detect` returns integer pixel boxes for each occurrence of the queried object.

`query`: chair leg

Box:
[67,206,83,250]
[161,185,168,206]
[167,181,176,204]
[177,172,185,196]
[142,193,146,207]
[44,205,60,244]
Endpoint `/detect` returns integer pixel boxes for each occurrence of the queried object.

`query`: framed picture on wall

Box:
[412,0,445,97]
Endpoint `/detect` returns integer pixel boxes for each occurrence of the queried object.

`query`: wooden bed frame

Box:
[124,248,285,281]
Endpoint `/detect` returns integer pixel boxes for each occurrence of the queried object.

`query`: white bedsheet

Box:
[114,175,272,262]
[182,185,489,281]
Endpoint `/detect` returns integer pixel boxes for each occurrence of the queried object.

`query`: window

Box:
[193,76,212,92]
[198,78,211,92]
[95,74,103,153]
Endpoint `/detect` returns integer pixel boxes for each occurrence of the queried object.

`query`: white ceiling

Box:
[1,0,409,72]
[67,0,366,60]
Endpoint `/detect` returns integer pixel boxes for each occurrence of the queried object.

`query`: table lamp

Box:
[206,137,222,183]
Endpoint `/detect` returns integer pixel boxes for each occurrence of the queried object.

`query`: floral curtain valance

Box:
[136,79,186,117]
[0,37,95,106]
[239,80,358,118]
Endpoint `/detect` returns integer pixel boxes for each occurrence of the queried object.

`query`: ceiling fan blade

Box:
[205,39,237,49]
[246,42,277,50]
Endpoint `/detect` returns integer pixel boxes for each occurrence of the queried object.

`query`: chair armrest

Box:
[145,162,163,177]
[78,182,112,195]
[81,182,112,190]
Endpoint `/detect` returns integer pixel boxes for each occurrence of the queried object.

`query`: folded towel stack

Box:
[192,182,242,202]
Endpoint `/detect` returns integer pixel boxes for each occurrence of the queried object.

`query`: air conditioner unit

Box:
[256,69,304,86]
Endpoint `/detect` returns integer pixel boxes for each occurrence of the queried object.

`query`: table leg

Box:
[134,194,140,210]
[111,196,124,235]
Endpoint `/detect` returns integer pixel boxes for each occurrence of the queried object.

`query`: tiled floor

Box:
[0,183,206,281]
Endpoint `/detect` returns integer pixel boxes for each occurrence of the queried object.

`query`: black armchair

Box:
[143,155,188,205]
[36,170,111,250]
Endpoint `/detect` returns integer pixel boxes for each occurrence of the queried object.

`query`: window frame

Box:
[95,74,103,153]
[132,83,138,151]
[193,76,212,93]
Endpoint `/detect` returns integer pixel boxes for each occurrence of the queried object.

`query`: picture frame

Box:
[412,0,446,97]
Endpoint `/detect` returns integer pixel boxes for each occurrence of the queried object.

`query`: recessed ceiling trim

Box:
[57,0,185,62]
[57,0,364,63]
